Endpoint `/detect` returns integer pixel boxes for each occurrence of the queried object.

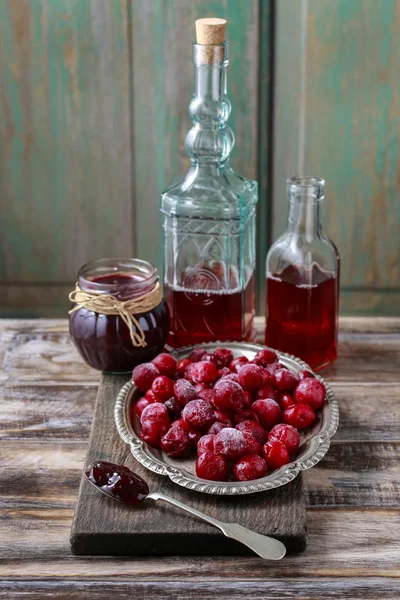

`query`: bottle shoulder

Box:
[161,165,258,219]
[266,231,339,274]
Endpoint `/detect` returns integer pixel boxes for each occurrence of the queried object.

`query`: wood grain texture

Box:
[130,0,261,275]
[272,0,400,313]
[1,317,400,598]
[70,374,306,555]
[2,509,400,577]
[1,579,400,600]
[0,0,133,284]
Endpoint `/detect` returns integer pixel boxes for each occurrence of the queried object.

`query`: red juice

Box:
[265,264,338,370]
[166,269,256,347]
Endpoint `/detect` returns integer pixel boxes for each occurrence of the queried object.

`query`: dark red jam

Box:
[85,461,149,504]
[69,259,170,373]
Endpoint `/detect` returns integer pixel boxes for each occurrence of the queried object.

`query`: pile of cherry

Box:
[131,347,326,483]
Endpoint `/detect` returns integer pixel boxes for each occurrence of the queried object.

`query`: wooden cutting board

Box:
[70,374,307,556]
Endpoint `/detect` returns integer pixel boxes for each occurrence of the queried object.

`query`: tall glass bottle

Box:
[265,176,340,370]
[161,27,257,347]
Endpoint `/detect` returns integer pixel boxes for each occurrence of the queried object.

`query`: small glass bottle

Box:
[161,20,257,347]
[265,176,340,370]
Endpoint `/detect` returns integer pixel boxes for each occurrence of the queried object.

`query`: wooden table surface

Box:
[1,317,399,599]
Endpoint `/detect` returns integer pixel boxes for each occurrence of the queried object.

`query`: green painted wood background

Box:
[0,0,399,316]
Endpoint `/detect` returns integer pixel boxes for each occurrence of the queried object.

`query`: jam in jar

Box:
[69,258,170,373]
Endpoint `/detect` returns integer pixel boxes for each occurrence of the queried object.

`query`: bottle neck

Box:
[185,43,234,168]
[287,198,323,238]
[286,177,325,240]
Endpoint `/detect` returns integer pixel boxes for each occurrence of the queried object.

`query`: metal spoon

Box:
[85,461,286,561]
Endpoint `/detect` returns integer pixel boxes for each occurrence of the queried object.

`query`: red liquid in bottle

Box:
[166,267,256,347]
[265,264,338,370]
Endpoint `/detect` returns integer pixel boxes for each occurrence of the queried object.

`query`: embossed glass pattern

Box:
[161,42,258,347]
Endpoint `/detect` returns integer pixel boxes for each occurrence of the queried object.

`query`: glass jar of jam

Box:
[69,258,170,373]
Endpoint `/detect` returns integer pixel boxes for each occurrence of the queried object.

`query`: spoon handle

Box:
[147,491,286,560]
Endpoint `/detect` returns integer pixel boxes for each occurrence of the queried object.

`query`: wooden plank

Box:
[256,0,272,311]
[1,508,399,577]
[0,284,71,318]
[2,438,399,510]
[341,289,400,316]
[0,385,96,441]
[1,579,400,600]
[70,374,306,556]
[0,0,133,284]
[131,0,260,275]
[272,0,400,312]
[1,381,399,444]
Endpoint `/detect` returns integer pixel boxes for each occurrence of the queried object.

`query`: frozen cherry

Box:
[144,389,158,402]
[283,403,315,429]
[249,357,264,367]
[279,393,295,411]
[238,364,265,390]
[189,348,208,362]
[160,427,189,457]
[221,372,239,383]
[298,369,314,380]
[132,363,160,392]
[243,390,253,408]
[86,461,149,505]
[197,433,216,455]
[268,423,300,453]
[214,410,233,425]
[265,361,280,376]
[229,356,249,373]
[182,399,215,431]
[187,427,202,448]
[254,349,278,366]
[208,421,230,435]
[214,427,247,459]
[134,395,161,418]
[236,420,267,445]
[218,367,231,378]
[197,388,215,404]
[272,368,299,392]
[213,379,246,412]
[194,382,210,393]
[234,409,258,424]
[184,362,197,382]
[203,353,224,369]
[262,440,290,471]
[213,348,234,368]
[151,353,177,377]
[192,360,218,384]
[164,397,182,420]
[141,419,169,447]
[294,378,326,410]
[173,379,197,406]
[233,454,267,482]
[252,398,281,429]
[196,451,229,481]
[256,384,279,402]
[170,418,190,432]
[140,402,169,425]
[242,431,261,455]
[176,358,192,377]
[151,375,174,400]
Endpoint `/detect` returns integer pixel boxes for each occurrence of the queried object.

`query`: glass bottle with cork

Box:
[161,18,258,347]
[265,176,340,370]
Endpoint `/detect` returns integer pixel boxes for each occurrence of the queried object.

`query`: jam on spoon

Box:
[85,461,149,505]
[85,461,286,561]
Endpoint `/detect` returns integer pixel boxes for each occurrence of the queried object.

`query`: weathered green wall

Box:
[0,0,398,316]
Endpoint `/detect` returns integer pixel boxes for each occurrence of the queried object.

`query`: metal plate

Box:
[114,342,339,495]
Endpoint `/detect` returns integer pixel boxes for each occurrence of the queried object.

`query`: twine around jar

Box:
[68,281,162,348]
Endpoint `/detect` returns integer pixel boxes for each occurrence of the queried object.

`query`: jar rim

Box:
[77,258,158,295]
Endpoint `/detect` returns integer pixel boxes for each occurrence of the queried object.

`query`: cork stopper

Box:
[195,18,227,65]
[195,18,227,45]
